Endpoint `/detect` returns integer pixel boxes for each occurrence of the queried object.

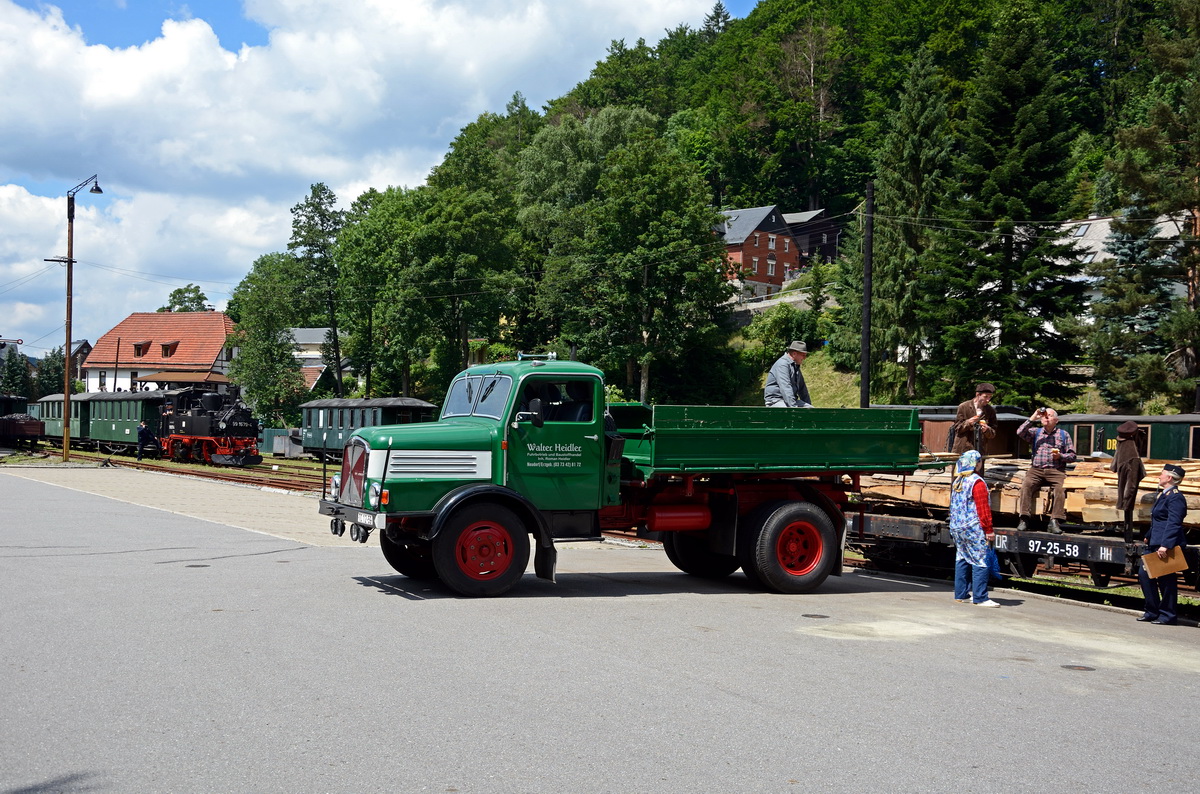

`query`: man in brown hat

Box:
[950,383,998,455]
[1110,421,1145,540]
[764,340,813,408]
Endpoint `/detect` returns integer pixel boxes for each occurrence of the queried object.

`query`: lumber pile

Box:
[863,458,1200,528]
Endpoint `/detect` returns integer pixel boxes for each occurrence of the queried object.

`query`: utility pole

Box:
[45,174,103,462]
[859,181,874,409]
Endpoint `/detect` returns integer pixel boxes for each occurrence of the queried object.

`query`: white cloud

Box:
[0,0,719,353]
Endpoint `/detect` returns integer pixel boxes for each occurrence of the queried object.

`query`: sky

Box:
[0,0,757,358]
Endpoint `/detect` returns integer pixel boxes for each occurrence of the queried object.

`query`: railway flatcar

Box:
[0,394,43,450]
[88,390,166,456]
[159,387,262,466]
[299,396,436,462]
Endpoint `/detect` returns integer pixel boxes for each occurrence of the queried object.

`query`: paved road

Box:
[2,467,1197,793]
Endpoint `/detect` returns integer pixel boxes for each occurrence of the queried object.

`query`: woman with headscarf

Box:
[948,449,1000,607]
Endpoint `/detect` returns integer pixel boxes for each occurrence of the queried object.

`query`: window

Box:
[784,238,790,253]
[1075,425,1093,456]
[752,257,759,273]
[1073,224,1090,237]
[1081,253,1096,264]
[129,372,137,390]
[133,342,149,357]
[99,371,107,391]
[768,235,776,250]
[768,260,776,276]
[161,341,179,358]
[753,233,760,246]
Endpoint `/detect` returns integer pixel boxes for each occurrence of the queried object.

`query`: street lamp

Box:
[45,175,102,462]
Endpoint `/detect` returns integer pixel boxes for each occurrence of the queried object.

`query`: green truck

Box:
[318,358,928,597]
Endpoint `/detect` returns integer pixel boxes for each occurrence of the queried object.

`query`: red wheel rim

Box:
[455,520,515,580]
[775,521,822,576]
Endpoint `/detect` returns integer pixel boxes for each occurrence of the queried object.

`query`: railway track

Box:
[61,449,327,492]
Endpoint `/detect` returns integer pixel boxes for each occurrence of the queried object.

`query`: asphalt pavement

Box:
[1,466,1197,793]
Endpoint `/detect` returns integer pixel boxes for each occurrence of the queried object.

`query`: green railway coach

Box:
[300,397,436,461]
[38,393,100,445]
[1057,414,1200,461]
[87,391,166,454]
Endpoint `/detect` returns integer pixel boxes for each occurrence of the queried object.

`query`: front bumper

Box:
[319,499,390,530]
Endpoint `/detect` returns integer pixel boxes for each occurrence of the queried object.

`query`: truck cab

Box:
[320,359,618,595]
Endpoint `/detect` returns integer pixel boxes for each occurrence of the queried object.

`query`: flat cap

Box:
[787,340,807,353]
[1163,463,1186,478]
[1117,420,1139,436]
[974,382,995,394]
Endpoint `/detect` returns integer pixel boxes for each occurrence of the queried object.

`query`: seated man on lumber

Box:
[1016,407,1077,534]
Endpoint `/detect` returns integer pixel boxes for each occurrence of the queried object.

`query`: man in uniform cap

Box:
[950,382,998,456]
[1137,463,1189,625]
[764,341,813,408]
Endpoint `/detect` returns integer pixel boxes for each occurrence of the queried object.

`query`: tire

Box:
[432,504,530,597]
[739,501,838,594]
[662,532,740,579]
[380,531,438,579]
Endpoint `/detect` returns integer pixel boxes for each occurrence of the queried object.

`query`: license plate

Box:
[357,512,375,526]
[1021,537,1084,559]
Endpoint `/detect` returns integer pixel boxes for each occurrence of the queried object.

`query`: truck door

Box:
[507,377,603,511]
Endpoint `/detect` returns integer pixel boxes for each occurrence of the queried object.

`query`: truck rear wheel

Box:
[662,532,740,579]
[433,504,530,597]
[740,502,837,593]
[380,531,437,579]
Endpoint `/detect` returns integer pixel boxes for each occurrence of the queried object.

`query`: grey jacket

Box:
[763,353,812,407]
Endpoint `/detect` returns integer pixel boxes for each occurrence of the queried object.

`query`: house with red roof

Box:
[82,311,236,393]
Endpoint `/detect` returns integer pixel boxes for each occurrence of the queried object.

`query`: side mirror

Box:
[513,397,545,428]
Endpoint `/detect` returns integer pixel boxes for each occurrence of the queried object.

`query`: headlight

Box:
[368,482,382,509]
[330,474,342,495]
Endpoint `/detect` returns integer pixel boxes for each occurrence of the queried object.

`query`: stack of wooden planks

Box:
[864,457,1200,527]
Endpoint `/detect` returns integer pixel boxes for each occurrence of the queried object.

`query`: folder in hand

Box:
[1141,546,1189,578]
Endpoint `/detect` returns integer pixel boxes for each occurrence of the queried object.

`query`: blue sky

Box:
[0,1,759,357]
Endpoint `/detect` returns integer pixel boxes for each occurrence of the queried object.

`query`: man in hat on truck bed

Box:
[950,383,998,455]
[1111,420,1145,539]
[764,341,813,408]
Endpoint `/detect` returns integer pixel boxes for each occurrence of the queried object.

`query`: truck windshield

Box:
[441,374,513,419]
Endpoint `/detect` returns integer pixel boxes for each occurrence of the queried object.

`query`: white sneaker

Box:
[974,599,1000,608]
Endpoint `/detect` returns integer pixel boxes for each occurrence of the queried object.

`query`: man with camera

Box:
[1016,407,1076,533]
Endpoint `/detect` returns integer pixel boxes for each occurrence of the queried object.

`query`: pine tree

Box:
[1113,0,1200,409]
[1085,209,1178,410]
[289,184,346,395]
[872,48,952,401]
[702,2,731,42]
[923,2,1087,406]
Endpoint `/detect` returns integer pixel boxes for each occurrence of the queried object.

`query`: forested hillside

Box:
[228,0,1200,424]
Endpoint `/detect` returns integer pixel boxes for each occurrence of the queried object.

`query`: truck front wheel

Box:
[662,532,740,579]
[741,502,837,593]
[380,531,438,579]
[433,504,530,597]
